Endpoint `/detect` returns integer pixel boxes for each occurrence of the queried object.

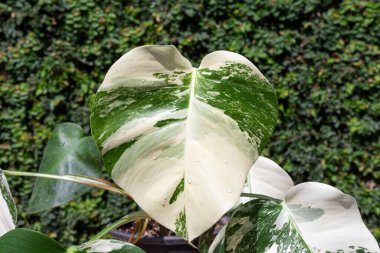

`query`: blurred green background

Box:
[0,0,379,246]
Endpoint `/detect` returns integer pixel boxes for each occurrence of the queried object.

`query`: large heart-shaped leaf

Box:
[224,158,380,253]
[0,170,17,237]
[90,45,278,240]
[28,123,103,213]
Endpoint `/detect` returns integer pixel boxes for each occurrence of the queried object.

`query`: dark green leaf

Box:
[28,123,103,214]
[0,228,66,253]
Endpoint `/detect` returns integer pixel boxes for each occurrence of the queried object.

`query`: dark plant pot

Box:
[110,229,198,253]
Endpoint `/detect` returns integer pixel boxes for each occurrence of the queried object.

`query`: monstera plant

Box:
[0,45,378,253]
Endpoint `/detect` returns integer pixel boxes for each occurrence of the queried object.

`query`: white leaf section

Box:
[99,45,192,91]
[285,182,380,253]
[241,156,294,202]
[74,239,144,253]
[199,51,266,80]
[101,109,187,154]
[0,195,14,237]
[184,99,255,240]
[0,172,16,237]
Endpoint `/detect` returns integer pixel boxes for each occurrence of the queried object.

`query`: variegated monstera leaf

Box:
[90,45,278,240]
[0,170,16,237]
[224,157,380,253]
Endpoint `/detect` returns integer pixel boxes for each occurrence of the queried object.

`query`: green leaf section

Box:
[0,229,66,253]
[169,177,184,204]
[197,62,278,152]
[0,170,17,224]
[0,229,145,253]
[91,71,192,174]
[91,71,191,148]
[175,210,187,239]
[102,141,136,175]
[92,61,277,175]
[225,199,311,253]
[28,123,103,214]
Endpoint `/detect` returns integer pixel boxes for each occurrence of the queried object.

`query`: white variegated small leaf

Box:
[72,239,145,253]
[91,45,278,240]
[225,158,380,253]
[240,156,294,204]
[0,170,17,237]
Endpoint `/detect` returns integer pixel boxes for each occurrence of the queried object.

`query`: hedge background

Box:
[0,0,379,246]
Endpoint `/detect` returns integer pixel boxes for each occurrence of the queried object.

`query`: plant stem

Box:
[240,192,282,203]
[89,210,150,241]
[2,170,131,198]
[133,218,149,244]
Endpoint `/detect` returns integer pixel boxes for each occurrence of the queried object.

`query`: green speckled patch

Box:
[225,199,374,253]
[225,199,311,253]
[175,210,187,239]
[197,62,278,152]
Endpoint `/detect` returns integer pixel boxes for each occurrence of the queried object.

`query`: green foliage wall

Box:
[0,0,379,245]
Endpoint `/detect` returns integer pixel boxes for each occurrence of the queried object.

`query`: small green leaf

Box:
[28,123,103,214]
[0,228,66,253]
[0,170,17,236]
[239,156,294,205]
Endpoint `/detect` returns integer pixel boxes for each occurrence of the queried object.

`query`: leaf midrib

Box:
[181,67,197,233]
[281,202,314,253]
[183,67,197,163]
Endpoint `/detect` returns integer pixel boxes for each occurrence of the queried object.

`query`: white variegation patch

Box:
[99,45,193,91]
[285,183,379,253]
[102,109,187,154]
[241,156,294,203]
[199,51,266,80]
[74,239,143,253]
